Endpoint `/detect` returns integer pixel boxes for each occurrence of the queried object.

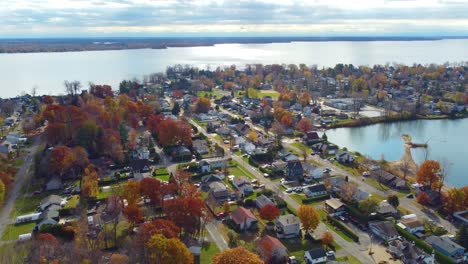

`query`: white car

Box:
[326,251,335,258]
[263,173,269,178]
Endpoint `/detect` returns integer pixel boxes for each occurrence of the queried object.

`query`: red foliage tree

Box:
[259,205,280,223]
[158,119,192,147]
[417,191,430,205]
[49,146,76,178]
[89,84,114,99]
[123,204,144,230]
[296,117,313,132]
[137,219,180,246]
[163,197,207,235]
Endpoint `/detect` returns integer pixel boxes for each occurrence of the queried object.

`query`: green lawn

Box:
[336,255,361,264]
[10,194,49,218]
[257,91,280,100]
[15,159,24,167]
[229,162,256,179]
[317,209,354,243]
[291,142,312,154]
[200,242,220,264]
[1,222,36,241]
[63,195,80,209]
[281,238,321,263]
[154,167,170,182]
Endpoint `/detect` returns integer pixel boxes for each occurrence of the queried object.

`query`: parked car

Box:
[285,188,293,193]
[294,187,303,193]
[326,251,336,258]
[263,173,269,178]
[362,171,370,177]
[405,193,414,199]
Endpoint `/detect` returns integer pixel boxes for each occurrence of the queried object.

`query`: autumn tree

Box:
[158,119,192,147]
[140,178,162,206]
[123,204,144,230]
[110,254,129,264]
[138,219,181,247]
[443,188,466,215]
[247,130,258,143]
[36,233,59,262]
[296,117,313,133]
[341,182,358,202]
[416,160,441,190]
[194,97,211,113]
[321,231,334,249]
[163,197,207,236]
[146,234,194,264]
[212,246,263,264]
[298,205,320,234]
[280,111,293,127]
[259,205,280,224]
[417,191,430,205]
[49,145,77,178]
[82,165,99,198]
[123,180,141,205]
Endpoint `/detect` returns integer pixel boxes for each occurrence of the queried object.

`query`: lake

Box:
[1,38,468,98]
[324,118,468,187]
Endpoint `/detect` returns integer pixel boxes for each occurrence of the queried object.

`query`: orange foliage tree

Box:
[259,205,280,223]
[163,197,207,236]
[123,204,144,230]
[417,191,430,205]
[212,247,263,264]
[416,160,441,190]
[194,97,211,113]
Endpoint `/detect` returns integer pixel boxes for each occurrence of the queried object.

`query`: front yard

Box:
[1,222,36,241]
[200,242,220,264]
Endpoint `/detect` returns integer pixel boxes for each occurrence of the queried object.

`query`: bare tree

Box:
[438,159,450,193]
[64,80,82,105]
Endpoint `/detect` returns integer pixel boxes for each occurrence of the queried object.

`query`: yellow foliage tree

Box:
[146,234,194,264]
[212,246,263,264]
[298,205,320,234]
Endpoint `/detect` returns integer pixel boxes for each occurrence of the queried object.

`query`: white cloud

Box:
[0,0,467,36]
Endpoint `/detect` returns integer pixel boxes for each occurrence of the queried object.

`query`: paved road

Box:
[188,118,377,264]
[0,136,41,241]
[205,221,229,251]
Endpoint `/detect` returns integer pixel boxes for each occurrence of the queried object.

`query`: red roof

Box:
[230,207,257,225]
[257,235,287,261]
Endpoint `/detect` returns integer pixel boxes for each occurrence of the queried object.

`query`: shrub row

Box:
[302,194,330,204]
[326,215,359,242]
[394,225,456,264]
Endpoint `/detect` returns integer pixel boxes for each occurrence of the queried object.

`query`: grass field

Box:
[336,255,361,264]
[1,222,36,241]
[200,242,220,264]
[63,195,80,209]
[257,90,280,100]
[229,161,256,179]
[154,167,170,182]
[10,194,49,218]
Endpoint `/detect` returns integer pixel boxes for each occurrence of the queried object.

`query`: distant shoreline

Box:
[0,36,465,54]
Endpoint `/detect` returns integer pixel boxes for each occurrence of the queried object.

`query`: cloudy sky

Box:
[1,0,468,37]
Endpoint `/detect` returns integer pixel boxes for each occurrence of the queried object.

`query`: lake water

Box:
[1,38,468,98]
[324,118,468,187]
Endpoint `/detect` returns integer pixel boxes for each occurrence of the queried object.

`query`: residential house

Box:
[276,214,301,239]
[398,219,424,234]
[285,161,304,181]
[303,163,323,179]
[133,146,150,160]
[199,158,227,173]
[271,161,287,172]
[453,210,468,224]
[256,235,288,263]
[377,200,398,217]
[45,177,63,191]
[335,151,355,164]
[282,153,300,162]
[230,207,258,231]
[231,176,253,196]
[208,182,229,201]
[369,221,399,242]
[39,195,63,211]
[312,142,338,155]
[234,123,250,135]
[425,235,465,261]
[169,146,192,162]
[303,131,321,145]
[0,143,13,155]
[241,142,256,155]
[255,195,274,210]
[324,198,345,215]
[303,184,328,198]
[304,247,327,264]
[193,139,209,155]
[200,174,224,190]
[206,121,221,133]
[215,126,232,136]
[388,239,425,264]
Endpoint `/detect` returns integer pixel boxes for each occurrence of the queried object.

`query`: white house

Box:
[304,247,327,264]
[276,214,301,239]
[369,221,399,242]
[16,213,41,224]
[398,219,424,234]
[303,184,327,198]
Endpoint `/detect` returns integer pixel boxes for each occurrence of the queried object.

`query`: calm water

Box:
[324,118,468,187]
[1,39,468,98]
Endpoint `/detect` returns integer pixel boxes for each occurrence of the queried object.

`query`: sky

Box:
[1,0,468,37]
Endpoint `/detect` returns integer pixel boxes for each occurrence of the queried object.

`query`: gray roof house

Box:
[303,184,328,198]
[369,221,399,242]
[425,235,465,260]
[39,195,63,211]
[285,161,304,181]
[276,214,301,239]
[255,195,274,209]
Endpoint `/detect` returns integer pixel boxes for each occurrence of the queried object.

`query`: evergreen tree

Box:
[172,102,181,116]
[456,223,468,248]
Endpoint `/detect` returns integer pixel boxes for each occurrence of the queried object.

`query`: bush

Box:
[302,194,329,204]
[256,189,273,197]
[39,224,75,241]
[395,225,456,264]
[327,215,359,242]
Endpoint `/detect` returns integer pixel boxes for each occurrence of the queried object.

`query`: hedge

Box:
[394,225,456,264]
[302,194,330,204]
[327,215,359,242]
